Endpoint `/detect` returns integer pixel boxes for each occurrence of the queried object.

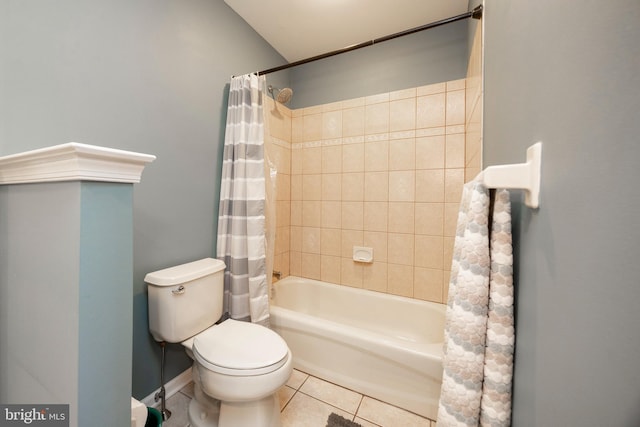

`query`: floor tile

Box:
[357,396,431,427]
[179,382,195,399]
[278,385,296,410]
[281,390,352,427]
[162,392,191,427]
[300,376,363,414]
[355,417,382,427]
[161,371,435,427]
[286,368,309,389]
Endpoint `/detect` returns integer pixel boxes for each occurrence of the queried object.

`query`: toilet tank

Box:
[145,258,226,343]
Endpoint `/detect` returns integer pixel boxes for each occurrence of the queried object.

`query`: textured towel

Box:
[437,179,514,427]
[481,189,514,426]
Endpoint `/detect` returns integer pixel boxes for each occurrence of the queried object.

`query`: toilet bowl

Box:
[145,258,292,427]
[184,319,292,427]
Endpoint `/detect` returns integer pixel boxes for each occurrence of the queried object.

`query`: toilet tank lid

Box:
[144,258,226,286]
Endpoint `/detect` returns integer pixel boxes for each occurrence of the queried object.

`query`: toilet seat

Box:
[192,319,289,376]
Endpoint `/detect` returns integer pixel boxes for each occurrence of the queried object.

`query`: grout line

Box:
[280,369,311,412]
[279,387,297,413]
[295,389,359,418]
[178,389,190,398]
[297,372,311,390]
[294,371,364,416]
[298,371,434,424]
[352,394,365,423]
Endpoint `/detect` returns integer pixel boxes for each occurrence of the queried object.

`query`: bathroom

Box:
[1,1,639,426]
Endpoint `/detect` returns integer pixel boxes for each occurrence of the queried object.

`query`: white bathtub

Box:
[269,276,446,420]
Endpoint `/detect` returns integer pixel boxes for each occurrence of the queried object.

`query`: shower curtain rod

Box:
[246,4,482,76]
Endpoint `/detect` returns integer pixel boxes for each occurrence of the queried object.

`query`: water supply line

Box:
[154,341,172,421]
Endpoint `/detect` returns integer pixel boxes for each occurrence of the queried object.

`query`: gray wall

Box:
[285,20,469,109]
[467,0,482,58]
[0,0,287,399]
[483,1,640,425]
[0,183,81,411]
[78,182,134,426]
[0,181,134,427]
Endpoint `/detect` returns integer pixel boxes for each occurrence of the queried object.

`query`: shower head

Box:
[267,85,293,104]
[276,87,293,104]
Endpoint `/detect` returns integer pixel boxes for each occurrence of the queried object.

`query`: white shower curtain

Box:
[216,73,270,326]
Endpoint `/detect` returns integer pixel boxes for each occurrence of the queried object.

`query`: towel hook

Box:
[479,142,542,208]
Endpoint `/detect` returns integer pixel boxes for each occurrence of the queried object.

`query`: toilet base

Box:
[188,397,220,427]
[187,393,281,427]
[188,367,282,427]
[219,394,281,427]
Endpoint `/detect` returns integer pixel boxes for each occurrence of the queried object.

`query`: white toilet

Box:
[145,258,292,427]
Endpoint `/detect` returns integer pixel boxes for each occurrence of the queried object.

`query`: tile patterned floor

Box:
[162,369,436,427]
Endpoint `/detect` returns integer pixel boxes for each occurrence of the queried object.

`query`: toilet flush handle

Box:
[172,285,185,295]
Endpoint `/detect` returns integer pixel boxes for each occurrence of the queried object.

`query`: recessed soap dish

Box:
[353,246,373,263]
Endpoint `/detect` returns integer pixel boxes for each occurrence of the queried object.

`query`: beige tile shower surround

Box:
[265,40,482,305]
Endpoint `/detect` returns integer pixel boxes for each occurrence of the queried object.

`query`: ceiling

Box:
[224,0,470,63]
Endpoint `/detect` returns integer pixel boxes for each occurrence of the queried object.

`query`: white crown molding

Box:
[0,142,156,185]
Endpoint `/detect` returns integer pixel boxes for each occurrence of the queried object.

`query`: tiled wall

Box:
[263,14,483,306]
[265,78,472,304]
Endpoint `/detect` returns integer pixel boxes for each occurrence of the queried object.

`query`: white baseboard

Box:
[141,367,192,408]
